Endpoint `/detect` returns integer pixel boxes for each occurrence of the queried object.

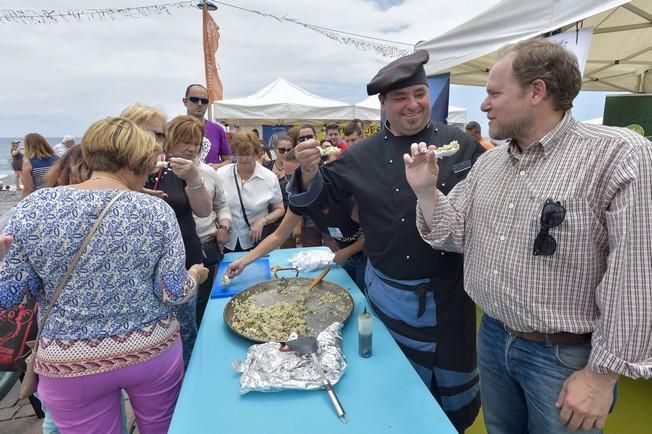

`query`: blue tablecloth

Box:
[169,247,456,434]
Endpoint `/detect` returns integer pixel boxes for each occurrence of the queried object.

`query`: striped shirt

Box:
[416,113,652,379]
[29,155,58,190]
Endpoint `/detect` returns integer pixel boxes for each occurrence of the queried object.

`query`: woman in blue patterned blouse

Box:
[0,117,208,434]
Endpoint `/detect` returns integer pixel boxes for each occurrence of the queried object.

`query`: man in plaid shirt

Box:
[406,38,652,433]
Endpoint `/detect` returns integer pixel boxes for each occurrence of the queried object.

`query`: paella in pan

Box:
[224,275,354,343]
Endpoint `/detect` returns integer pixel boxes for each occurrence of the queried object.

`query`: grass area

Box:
[467,309,652,433]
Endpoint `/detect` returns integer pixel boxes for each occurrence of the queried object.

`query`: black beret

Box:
[366,50,430,96]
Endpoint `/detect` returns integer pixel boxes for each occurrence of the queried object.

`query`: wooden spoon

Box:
[308,267,331,290]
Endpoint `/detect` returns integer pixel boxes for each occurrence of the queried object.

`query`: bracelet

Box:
[187,178,205,190]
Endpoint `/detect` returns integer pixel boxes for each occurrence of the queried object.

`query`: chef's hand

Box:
[226,260,246,278]
[188,264,209,284]
[294,139,321,182]
[0,235,13,259]
[556,367,617,432]
[169,157,201,183]
[249,218,265,243]
[404,142,439,197]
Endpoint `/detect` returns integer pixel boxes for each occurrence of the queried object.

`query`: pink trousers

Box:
[37,337,184,434]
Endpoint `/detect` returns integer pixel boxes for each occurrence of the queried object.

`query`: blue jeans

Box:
[478,315,615,434]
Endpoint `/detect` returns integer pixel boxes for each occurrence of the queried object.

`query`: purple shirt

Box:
[201,120,231,164]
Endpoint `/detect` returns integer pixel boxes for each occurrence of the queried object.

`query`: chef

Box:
[288,50,485,432]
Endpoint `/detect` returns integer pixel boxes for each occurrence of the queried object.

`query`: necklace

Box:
[89,176,128,189]
[237,167,253,184]
[274,161,284,172]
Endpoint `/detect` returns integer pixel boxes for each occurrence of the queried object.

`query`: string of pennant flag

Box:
[0,1,413,58]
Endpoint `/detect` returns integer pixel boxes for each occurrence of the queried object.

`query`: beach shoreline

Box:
[0,191,21,216]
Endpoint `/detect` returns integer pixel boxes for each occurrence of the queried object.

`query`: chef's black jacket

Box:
[288,121,484,280]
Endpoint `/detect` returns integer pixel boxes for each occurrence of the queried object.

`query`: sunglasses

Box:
[187,96,209,105]
[533,198,566,256]
[276,147,291,154]
[153,132,166,142]
[235,153,256,158]
[298,134,314,142]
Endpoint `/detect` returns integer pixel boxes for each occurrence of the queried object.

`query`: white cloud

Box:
[2,0,611,137]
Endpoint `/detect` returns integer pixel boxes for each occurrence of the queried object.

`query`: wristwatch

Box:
[217,224,232,234]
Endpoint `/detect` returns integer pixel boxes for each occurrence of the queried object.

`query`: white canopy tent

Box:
[353,95,468,125]
[417,0,652,93]
[212,77,355,125]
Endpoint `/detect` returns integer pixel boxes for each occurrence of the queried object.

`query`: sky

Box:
[0,0,612,137]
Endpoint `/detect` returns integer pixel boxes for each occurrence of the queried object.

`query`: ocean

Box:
[0,137,78,185]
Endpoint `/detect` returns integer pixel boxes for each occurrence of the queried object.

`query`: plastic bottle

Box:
[358,307,372,358]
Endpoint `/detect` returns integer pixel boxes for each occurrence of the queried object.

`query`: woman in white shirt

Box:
[216,132,284,252]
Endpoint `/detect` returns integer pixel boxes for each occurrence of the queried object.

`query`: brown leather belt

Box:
[505,325,592,346]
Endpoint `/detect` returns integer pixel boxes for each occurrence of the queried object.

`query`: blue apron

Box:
[365,261,480,432]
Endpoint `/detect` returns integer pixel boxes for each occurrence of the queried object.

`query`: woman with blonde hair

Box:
[21,133,58,196]
[0,117,208,434]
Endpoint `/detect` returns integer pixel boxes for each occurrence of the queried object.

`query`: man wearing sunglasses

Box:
[183,84,232,169]
[407,38,652,434]
[290,50,485,432]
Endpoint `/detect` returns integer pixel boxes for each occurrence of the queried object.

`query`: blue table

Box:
[169,247,456,434]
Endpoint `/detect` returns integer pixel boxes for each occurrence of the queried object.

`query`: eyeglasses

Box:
[187,96,209,105]
[276,147,291,154]
[298,134,314,142]
[533,198,566,256]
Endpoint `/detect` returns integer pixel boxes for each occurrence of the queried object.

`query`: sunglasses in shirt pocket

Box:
[545,197,607,260]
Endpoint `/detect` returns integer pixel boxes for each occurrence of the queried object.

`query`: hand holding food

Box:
[403,142,439,196]
[169,157,200,182]
[294,139,321,175]
[226,261,245,279]
[189,263,209,284]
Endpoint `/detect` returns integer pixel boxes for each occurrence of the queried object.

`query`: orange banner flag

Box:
[202,6,223,102]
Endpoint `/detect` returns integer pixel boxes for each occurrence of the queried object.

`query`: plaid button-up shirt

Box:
[417,113,652,378]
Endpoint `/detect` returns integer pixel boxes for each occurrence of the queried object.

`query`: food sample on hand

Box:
[319,145,340,158]
[222,274,231,286]
[436,140,460,158]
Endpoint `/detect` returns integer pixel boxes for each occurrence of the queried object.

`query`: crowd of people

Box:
[0,82,369,433]
[1,37,651,434]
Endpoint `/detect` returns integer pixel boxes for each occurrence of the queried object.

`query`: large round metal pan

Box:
[224,277,354,343]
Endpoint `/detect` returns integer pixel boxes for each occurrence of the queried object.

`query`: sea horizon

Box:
[0,137,79,185]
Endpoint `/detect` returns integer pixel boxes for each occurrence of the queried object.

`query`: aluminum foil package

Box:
[233,323,346,394]
[288,250,334,272]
